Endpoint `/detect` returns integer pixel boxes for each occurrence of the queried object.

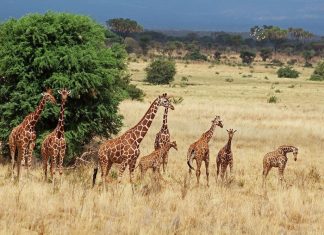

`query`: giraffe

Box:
[9,89,57,181]
[216,129,237,182]
[262,145,298,188]
[138,141,177,179]
[92,93,174,190]
[187,116,223,186]
[154,107,171,173]
[41,89,71,186]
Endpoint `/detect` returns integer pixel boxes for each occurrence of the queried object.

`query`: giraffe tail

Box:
[92,165,98,187]
[187,149,195,170]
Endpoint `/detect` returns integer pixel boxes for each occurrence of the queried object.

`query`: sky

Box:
[1,0,324,35]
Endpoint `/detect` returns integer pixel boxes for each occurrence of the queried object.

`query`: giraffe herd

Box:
[8,90,299,189]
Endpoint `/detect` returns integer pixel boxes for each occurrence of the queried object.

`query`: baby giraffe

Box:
[216,129,237,182]
[138,141,178,180]
[262,145,298,188]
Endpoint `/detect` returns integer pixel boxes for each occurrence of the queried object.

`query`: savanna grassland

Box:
[1,58,324,235]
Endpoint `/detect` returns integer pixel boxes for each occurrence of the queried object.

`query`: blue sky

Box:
[1,0,324,34]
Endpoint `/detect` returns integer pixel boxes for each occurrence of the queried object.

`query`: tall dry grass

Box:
[0,61,323,234]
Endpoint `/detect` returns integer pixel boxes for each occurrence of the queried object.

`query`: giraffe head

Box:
[157,93,174,110]
[42,89,57,104]
[292,147,298,161]
[212,116,223,128]
[226,129,237,139]
[58,88,71,103]
[169,140,178,151]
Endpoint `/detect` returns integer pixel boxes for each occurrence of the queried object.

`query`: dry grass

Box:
[1,60,324,234]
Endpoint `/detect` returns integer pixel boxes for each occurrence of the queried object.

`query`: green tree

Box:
[145,59,176,84]
[302,50,315,66]
[277,66,299,78]
[310,61,324,81]
[0,12,142,162]
[240,50,256,64]
[139,35,151,55]
[106,18,143,38]
[260,48,272,61]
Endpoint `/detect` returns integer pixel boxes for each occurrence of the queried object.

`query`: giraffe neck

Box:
[225,137,232,152]
[130,98,159,144]
[204,124,216,142]
[29,96,47,127]
[55,100,66,138]
[279,145,295,154]
[162,108,168,129]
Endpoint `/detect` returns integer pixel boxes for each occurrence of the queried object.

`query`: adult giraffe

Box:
[9,89,56,181]
[93,93,174,190]
[41,88,71,186]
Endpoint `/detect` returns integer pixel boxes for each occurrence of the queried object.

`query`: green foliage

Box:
[145,59,176,84]
[107,18,143,38]
[260,48,272,61]
[310,61,324,81]
[184,49,207,61]
[240,50,256,64]
[277,66,300,78]
[0,12,143,162]
[268,96,278,103]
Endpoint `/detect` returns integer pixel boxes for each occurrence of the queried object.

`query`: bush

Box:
[268,96,278,103]
[239,50,256,64]
[0,12,143,162]
[260,48,272,61]
[145,59,176,84]
[184,49,207,61]
[271,59,284,66]
[214,51,222,61]
[277,66,300,78]
[310,61,324,81]
[287,59,297,65]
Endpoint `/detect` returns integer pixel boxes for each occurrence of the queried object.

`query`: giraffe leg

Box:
[220,164,227,182]
[216,159,220,183]
[118,161,128,183]
[26,139,35,179]
[17,144,26,182]
[262,166,271,188]
[43,155,48,182]
[196,160,202,186]
[58,146,66,186]
[128,160,137,193]
[51,150,59,189]
[229,159,233,178]
[10,142,16,181]
[205,160,210,187]
[278,165,285,188]
[163,152,169,174]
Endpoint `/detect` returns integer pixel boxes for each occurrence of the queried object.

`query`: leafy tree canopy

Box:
[0,12,142,162]
[107,18,143,38]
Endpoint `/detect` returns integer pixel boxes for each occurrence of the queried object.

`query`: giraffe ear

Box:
[41,92,45,96]
[67,90,71,95]
[58,90,62,95]
[234,130,237,133]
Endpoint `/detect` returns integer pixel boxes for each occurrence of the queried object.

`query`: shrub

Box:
[184,49,207,61]
[214,51,222,61]
[0,12,143,162]
[287,59,297,65]
[239,50,256,64]
[271,59,284,66]
[145,59,176,84]
[260,48,272,61]
[277,66,299,78]
[310,61,324,81]
[268,96,278,103]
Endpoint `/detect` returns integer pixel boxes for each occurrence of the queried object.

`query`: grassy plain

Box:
[0,59,324,234]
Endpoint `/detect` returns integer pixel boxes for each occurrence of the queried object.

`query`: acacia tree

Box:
[0,12,142,162]
[107,18,143,38]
